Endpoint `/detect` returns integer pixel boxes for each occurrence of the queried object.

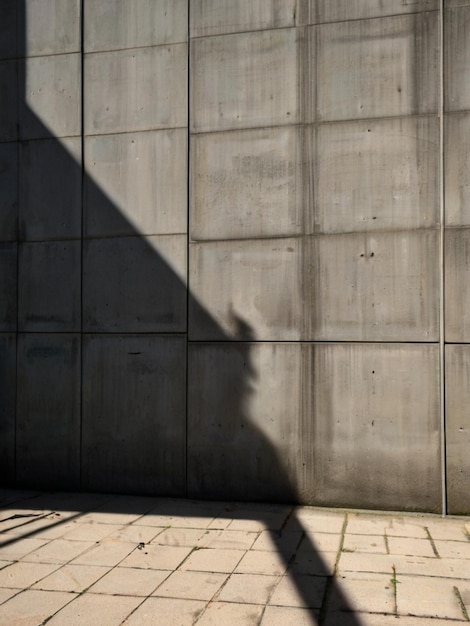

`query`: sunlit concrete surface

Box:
[1,490,470,625]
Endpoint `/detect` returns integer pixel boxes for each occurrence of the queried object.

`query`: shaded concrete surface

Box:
[1,490,470,625]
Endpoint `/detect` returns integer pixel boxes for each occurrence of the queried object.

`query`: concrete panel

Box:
[188,342,314,503]
[305,0,437,24]
[445,345,470,514]
[19,54,81,139]
[19,137,81,241]
[83,235,187,333]
[0,61,17,142]
[18,241,81,332]
[85,129,187,238]
[0,243,17,332]
[190,0,296,37]
[189,238,304,341]
[81,334,186,495]
[21,0,80,57]
[445,7,470,111]
[446,0,470,6]
[0,334,16,485]
[445,228,470,342]
[446,112,470,226]
[191,28,299,133]
[85,44,187,135]
[0,1,16,60]
[312,343,441,512]
[84,0,187,51]
[16,333,80,489]
[0,142,17,241]
[314,116,439,234]
[190,126,307,241]
[316,13,438,122]
[310,230,439,341]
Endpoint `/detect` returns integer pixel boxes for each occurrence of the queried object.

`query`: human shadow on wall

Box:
[0,3,363,623]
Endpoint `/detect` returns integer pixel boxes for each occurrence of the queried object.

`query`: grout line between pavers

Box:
[384,532,390,554]
[454,585,470,621]
[317,513,348,625]
[391,564,398,616]
[425,527,441,557]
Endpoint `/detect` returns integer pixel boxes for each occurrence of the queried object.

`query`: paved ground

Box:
[0,490,470,625]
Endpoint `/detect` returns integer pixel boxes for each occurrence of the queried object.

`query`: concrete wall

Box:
[1,0,468,514]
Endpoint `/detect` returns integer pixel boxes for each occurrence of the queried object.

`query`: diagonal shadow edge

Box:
[0,2,365,624]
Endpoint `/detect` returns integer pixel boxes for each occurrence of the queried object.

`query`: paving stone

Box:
[234,550,288,576]
[206,518,233,530]
[196,602,264,625]
[301,532,343,553]
[70,542,137,567]
[118,545,191,571]
[387,537,436,558]
[260,605,319,625]
[426,521,470,542]
[179,548,245,573]
[104,526,161,545]
[62,523,119,542]
[0,588,20,605]
[347,515,431,538]
[122,597,206,626]
[338,552,402,574]
[340,548,467,582]
[21,539,95,564]
[397,575,465,620]
[328,572,395,614]
[459,583,470,615]
[323,612,429,626]
[384,521,430,539]
[88,566,169,596]
[0,537,49,560]
[218,573,280,605]
[396,555,470,579]
[269,574,327,609]
[151,528,206,547]
[196,530,258,551]
[134,514,215,529]
[32,564,110,593]
[342,534,388,554]
[290,551,337,576]
[251,530,302,553]
[0,562,59,588]
[0,589,76,626]
[46,592,142,626]
[14,519,77,540]
[153,570,227,601]
[226,518,273,532]
[433,539,470,559]
[78,511,146,526]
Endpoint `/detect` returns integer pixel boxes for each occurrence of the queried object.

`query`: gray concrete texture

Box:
[1,0,470,515]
